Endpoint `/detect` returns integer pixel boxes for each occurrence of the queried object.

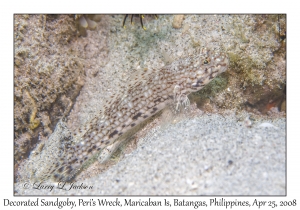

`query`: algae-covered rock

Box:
[14,15,85,163]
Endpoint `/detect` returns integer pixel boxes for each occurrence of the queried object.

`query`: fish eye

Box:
[203,59,209,65]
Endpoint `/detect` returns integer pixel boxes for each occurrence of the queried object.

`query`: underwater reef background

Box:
[14,15,286,193]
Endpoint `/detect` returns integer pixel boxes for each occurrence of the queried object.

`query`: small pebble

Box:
[172,15,185,29]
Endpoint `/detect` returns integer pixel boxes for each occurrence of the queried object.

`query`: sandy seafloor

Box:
[15,112,285,195]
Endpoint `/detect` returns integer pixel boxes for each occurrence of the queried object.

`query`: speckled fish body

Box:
[37,48,229,182]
